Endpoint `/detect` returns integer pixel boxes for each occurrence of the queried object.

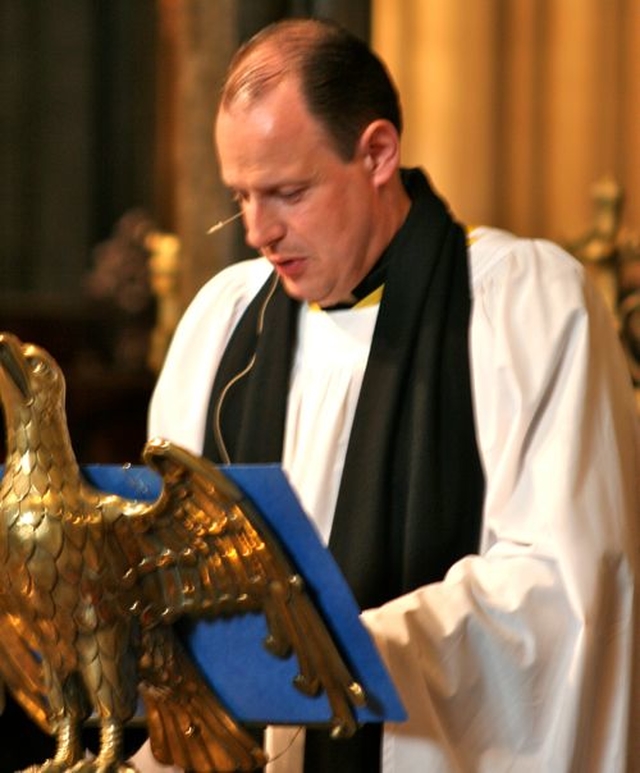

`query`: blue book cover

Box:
[82,463,406,727]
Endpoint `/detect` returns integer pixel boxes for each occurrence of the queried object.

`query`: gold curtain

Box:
[372,0,640,242]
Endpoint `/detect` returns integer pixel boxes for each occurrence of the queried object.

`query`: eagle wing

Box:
[112,438,365,739]
[0,609,51,732]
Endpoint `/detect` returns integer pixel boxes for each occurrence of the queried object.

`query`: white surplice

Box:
[139,226,640,772]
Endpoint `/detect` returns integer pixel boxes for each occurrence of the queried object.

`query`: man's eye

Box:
[280,188,305,203]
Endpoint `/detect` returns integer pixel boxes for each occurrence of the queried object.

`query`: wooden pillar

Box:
[156,0,243,305]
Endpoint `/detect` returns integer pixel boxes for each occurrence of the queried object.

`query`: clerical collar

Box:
[315,214,404,312]
[313,257,389,311]
[316,171,421,312]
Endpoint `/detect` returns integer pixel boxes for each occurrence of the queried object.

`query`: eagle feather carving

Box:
[0,332,365,772]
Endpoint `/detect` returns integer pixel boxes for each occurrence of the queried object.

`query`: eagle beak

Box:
[0,333,30,399]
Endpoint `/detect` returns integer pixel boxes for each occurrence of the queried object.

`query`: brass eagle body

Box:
[0,333,365,772]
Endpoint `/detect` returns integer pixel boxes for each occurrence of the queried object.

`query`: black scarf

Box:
[203,168,485,770]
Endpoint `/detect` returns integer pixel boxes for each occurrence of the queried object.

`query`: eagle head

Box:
[0,332,69,457]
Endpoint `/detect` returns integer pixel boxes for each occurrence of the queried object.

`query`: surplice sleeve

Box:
[361,234,640,771]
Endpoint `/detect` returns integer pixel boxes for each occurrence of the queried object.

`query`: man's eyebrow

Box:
[228,179,312,198]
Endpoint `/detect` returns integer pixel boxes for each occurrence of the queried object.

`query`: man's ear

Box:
[357,119,401,185]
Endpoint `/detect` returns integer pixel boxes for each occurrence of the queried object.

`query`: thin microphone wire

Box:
[212,271,280,464]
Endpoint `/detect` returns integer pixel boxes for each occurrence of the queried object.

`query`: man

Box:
[138,17,640,772]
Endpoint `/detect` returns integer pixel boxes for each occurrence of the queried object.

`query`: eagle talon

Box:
[293,672,320,696]
[330,720,358,740]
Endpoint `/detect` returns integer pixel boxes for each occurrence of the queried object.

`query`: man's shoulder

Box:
[172,256,273,337]
[467,226,583,289]
[189,256,273,311]
[200,255,272,296]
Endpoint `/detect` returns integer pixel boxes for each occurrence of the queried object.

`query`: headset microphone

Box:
[206,210,243,234]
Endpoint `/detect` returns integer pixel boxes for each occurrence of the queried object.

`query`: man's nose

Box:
[243,199,285,252]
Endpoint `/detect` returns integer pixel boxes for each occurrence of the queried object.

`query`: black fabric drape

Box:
[202,270,297,465]
[328,169,484,606]
[203,168,485,771]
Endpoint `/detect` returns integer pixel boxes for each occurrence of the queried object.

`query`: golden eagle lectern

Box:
[0,332,365,772]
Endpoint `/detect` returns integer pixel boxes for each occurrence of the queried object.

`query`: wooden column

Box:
[156,0,244,305]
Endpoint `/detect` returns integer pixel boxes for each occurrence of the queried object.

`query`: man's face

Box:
[215,78,380,307]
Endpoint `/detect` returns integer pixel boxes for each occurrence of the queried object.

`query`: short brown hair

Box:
[220,18,402,161]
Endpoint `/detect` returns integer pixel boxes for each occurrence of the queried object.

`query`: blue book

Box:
[82,463,407,727]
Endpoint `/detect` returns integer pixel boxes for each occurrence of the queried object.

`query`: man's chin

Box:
[278,276,312,303]
[278,275,349,308]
